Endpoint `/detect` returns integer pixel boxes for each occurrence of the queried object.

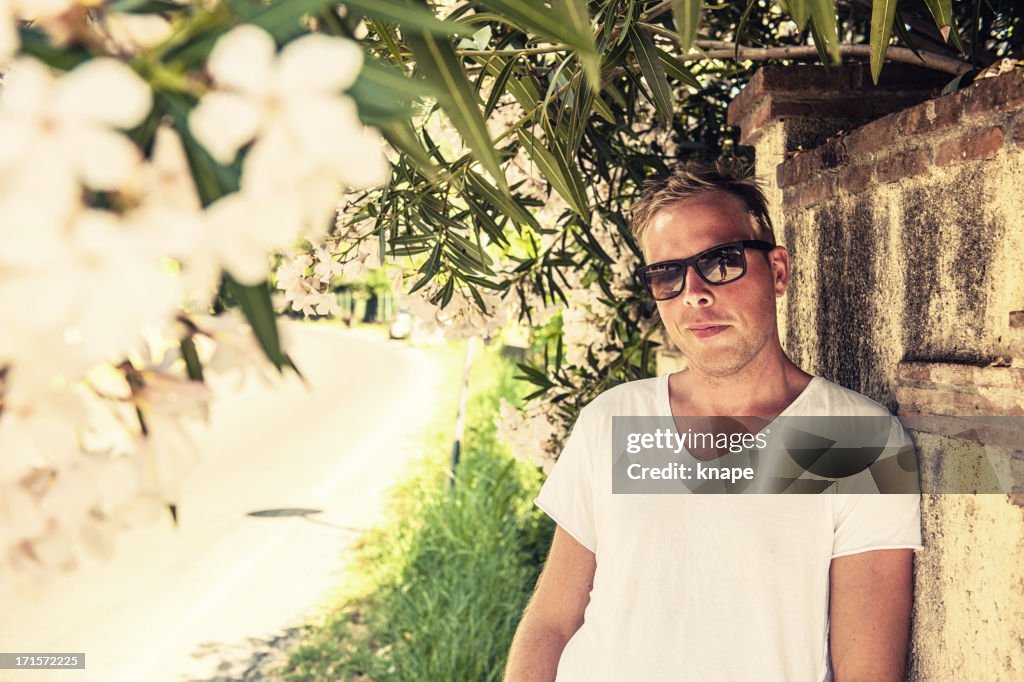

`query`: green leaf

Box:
[806,15,832,73]
[350,58,435,124]
[224,275,290,372]
[159,92,240,206]
[515,362,555,388]
[461,272,505,290]
[245,0,338,43]
[458,25,493,51]
[406,31,507,191]
[467,172,541,232]
[654,45,701,90]
[419,239,443,276]
[483,54,518,119]
[517,129,590,221]
[408,270,437,295]
[443,232,493,275]
[343,0,468,36]
[466,280,489,313]
[789,0,809,30]
[946,16,966,55]
[560,74,594,156]
[356,57,436,99]
[734,0,759,59]
[669,0,702,54]
[922,0,953,43]
[437,276,455,307]
[109,0,181,13]
[892,8,925,64]
[940,69,977,96]
[366,17,406,63]
[377,119,439,180]
[465,195,511,247]
[556,0,601,91]
[869,0,899,83]
[471,1,601,90]
[180,336,204,382]
[479,55,543,110]
[448,230,493,267]
[591,94,615,123]
[628,26,675,126]
[17,28,90,70]
[474,0,593,52]
[808,0,841,65]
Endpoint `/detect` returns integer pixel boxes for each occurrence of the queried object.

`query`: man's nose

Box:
[680,266,714,307]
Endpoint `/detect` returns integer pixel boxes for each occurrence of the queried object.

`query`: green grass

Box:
[275,340,554,682]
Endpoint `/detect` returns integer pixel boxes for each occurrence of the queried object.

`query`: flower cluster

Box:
[0,14,389,587]
[276,247,344,318]
[0,312,277,597]
[494,397,561,472]
[395,279,509,341]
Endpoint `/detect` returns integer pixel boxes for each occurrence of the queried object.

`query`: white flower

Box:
[203,191,303,285]
[187,311,283,390]
[0,0,18,66]
[397,282,509,341]
[12,0,76,23]
[135,125,203,216]
[191,26,362,164]
[276,253,312,291]
[0,370,86,484]
[127,125,219,308]
[0,207,183,379]
[311,290,340,316]
[312,246,343,284]
[101,11,173,53]
[495,398,559,472]
[386,266,404,296]
[131,391,209,505]
[189,25,389,238]
[0,57,150,197]
[128,126,205,261]
[560,285,617,369]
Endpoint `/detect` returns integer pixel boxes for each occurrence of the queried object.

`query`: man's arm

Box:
[504,525,596,682]
[828,548,914,682]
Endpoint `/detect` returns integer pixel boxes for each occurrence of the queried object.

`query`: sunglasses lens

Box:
[696,245,745,284]
[644,264,686,300]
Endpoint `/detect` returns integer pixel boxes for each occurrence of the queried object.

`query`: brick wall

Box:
[728,64,1024,681]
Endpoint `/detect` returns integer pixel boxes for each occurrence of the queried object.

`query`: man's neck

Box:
[669,349,813,418]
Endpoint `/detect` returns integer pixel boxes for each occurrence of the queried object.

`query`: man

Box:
[504,160,924,681]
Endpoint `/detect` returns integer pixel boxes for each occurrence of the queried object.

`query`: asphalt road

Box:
[0,322,449,682]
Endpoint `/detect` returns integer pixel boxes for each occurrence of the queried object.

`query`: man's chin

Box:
[683,348,755,379]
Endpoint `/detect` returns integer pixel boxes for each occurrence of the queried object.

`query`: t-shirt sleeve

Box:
[534,406,597,553]
[831,414,925,558]
[831,492,924,558]
[831,409,921,557]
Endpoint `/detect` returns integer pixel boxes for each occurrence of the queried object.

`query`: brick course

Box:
[876,151,930,183]
[759,69,1024,199]
[934,127,1004,166]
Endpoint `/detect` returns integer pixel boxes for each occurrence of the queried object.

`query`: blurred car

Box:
[389,310,413,340]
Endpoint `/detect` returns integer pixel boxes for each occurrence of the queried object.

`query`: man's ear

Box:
[768,246,791,297]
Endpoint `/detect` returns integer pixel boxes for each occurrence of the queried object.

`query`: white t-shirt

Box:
[534,373,924,682]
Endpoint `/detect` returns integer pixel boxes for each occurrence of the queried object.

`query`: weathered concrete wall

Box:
[772,72,1024,405]
[726,65,1024,680]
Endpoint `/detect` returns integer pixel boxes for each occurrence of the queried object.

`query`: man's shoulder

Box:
[581,374,663,417]
[804,376,895,418]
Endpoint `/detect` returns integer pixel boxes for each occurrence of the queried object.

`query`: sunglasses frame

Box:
[634,240,776,301]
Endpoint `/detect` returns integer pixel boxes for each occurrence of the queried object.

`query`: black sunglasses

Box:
[634,240,776,301]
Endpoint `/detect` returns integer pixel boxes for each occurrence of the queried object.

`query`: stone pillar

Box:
[725,64,948,353]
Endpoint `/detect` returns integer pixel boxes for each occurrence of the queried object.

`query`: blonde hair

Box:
[630,159,776,254]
